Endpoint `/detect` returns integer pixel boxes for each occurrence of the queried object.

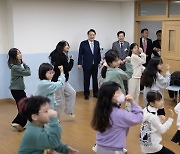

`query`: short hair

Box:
[87,29,96,35]
[38,63,53,80]
[19,96,50,122]
[117,31,125,37]
[141,28,148,33]
[146,91,162,106]
[156,30,162,35]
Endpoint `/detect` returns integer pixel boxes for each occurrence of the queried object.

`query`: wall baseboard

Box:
[0,91,85,104]
[0,98,15,104]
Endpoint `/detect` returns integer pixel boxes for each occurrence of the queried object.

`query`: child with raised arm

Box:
[100,49,133,95]
[8,48,31,131]
[140,91,174,154]
[36,63,65,111]
[18,96,78,154]
[128,43,146,103]
[91,82,143,154]
[171,102,180,145]
[141,56,171,122]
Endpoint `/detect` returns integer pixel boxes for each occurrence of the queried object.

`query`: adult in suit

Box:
[112,31,130,70]
[78,29,101,100]
[140,28,153,66]
[112,31,130,94]
[153,30,162,57]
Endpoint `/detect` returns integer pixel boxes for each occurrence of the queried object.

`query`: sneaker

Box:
[123,148,127,153]
[65,113,75,118]
[11,123,24,131]
[92,144,97,152]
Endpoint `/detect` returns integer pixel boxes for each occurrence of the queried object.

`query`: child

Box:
[98,57,107,88]
[49,41,76,118]
[128,43,146,103]
[141,56,170,120]
[171,102,180,145]
[140,91,174,154]
[36,63,65,112]
[91,81,143,154]
[99,49,133,95]
[8,48,31,131]
[18,96,78,154]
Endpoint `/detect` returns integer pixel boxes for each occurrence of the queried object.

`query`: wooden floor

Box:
[0,92,179,154]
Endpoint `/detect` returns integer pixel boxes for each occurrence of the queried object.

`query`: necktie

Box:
[143,39,147,53]
[120,42,123,49]
[90,42,94,54]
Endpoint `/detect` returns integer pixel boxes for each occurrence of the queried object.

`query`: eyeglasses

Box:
[47,71,55,75]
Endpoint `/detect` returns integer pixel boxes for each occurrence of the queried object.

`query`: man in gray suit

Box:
[112,31,130,94]
[112,31,130,68]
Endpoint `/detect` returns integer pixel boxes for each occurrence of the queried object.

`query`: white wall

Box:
[119,1,134,44]
[12,0,127,53]
[0,0,14,54]
[0,0,136,99]
[0,0,7,53]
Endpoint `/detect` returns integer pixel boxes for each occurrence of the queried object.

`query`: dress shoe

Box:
[93,94,98,98]
[84,96,89,100]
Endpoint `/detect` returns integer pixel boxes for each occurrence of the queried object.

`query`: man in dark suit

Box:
[140,28,153,66]
[153,30,162,57]
[78,29,101,100]
[112,31,130,94]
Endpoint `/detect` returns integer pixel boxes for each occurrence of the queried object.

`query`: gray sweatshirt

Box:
[9,63,31,90]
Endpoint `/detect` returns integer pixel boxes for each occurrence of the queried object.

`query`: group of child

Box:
[92,43,179,154]
[8,41,78,153]
[7,41,179,153]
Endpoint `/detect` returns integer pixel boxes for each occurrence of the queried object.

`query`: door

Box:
[162,21,180,73]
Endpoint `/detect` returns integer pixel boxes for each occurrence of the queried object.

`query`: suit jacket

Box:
[112,41,130,60]
[140,38,153,66]
[78,40,101,70]
[153,39,161,57]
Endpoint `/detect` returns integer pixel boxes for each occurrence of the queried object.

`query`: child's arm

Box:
[37,110,69,153]
[156,71,170,89]
[47,74,66,93]
[157,65,171,89]
[135,50,146,65]
[119,59,133,80]
[121,104,143,127]
[150,109,174,134]
[118,95,143,127]
[12,64,31,76]
[64,55,74,72]
[174,103,180,114]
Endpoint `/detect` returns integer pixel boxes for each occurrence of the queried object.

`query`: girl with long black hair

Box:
[49,41,76,119]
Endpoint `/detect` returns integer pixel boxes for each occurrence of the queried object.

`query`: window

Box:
[138,2,166,16]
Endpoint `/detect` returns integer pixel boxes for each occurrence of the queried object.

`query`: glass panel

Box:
[169,30,175,52]
[138,2,166,16]
[170,1,180,15]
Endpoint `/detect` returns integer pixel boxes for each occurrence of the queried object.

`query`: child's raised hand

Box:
[139,47,143,54]
[169,109,174,118]
[125,56,131,62]
[125,95,135,104]
[70,54,73,59]
[48,109,58,118]
[58,66,64,73]
[68,146,79,154]
[165,64,170,70]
